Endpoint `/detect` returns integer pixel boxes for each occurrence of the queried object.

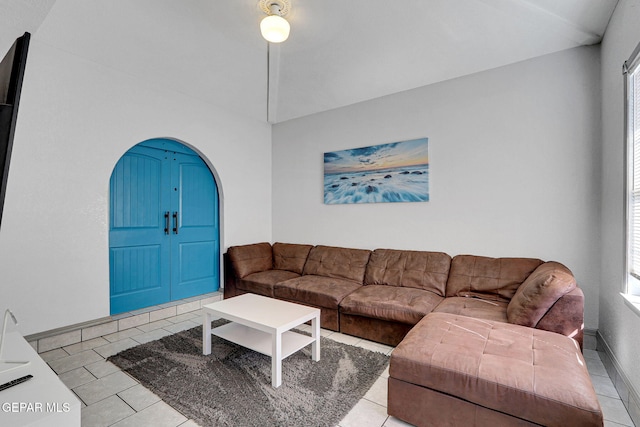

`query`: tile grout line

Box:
[32,292,222,354]
[52,295,220,427]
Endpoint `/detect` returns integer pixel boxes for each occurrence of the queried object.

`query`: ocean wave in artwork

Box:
[324,164,429,204]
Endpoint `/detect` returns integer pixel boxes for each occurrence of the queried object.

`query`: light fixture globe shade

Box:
[260,14,290,43]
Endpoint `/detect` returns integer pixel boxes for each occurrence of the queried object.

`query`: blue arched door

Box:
[109,139,219,314]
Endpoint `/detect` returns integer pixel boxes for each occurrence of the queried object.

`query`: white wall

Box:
[599,0,640,397]
[273,46,602,330]
[0,39,272,335]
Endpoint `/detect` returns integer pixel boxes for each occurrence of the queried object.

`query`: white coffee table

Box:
[202,293,321,388]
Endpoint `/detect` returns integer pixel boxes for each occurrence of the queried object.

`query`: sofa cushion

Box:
[364,249,451,296]
[507,261,577,327]
[445,255,543,302]
[228,242,273,279]
[340,285,444,325]
[302,245,371,283]
[274,275,362,309]
[236,270,301,298]
[390,312,603,427]
[432,297,508,323]
[273,242,313,274]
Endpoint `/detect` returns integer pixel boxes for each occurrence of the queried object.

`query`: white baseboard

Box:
[596,330,640,426]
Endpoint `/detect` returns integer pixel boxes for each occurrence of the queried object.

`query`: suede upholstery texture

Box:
[339,249,451,330]
[445,255,543,301]
[340,314,414,347]
[233,243,314,298]
[431,296,509,323]
[507,261,577,327]
[236,270,300,298]
[364,249,451,294]
[340,285,444,324]
[389,313,603,427]
[272,242,313,274]
[302,245,371,283]
[388,377,541,427]
[274,275,362,309]
[274,245,370,331]
[228,242,272,279]
[535,287,585,343]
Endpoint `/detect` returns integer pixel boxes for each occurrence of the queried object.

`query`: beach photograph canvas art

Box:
[324,137,429,204]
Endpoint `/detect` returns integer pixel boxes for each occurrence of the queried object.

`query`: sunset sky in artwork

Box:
[324,138,428,174]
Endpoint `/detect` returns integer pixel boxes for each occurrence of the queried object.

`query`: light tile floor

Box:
[40,308,636,427]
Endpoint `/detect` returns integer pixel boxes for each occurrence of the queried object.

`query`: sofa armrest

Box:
[223,252,243,299]
[535,287,584,349]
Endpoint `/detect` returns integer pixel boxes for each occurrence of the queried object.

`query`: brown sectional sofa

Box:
[225,242,585,348]
[224,242,601,426]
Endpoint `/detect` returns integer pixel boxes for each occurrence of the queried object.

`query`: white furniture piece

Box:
[0,331,81,426]
[0,310,29,374]
[202,293,320,388]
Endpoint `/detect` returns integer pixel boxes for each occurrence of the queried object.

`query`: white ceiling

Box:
[0,0,619,123]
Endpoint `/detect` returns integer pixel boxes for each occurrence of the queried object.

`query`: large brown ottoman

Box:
[388,312,603,427]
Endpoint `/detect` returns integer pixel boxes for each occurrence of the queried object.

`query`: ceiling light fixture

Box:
[259,0,290,43]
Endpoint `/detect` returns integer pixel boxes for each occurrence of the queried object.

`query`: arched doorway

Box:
[109,138,220,315]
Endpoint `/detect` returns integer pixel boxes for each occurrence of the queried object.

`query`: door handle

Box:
[164,211,170,235]
[173,211,179,234]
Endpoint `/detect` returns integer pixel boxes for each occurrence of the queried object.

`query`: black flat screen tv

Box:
[0,32,30,228]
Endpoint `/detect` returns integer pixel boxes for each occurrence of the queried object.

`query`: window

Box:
[625,41,640,296]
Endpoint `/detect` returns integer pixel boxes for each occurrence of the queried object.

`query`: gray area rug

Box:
[108,320,390,427]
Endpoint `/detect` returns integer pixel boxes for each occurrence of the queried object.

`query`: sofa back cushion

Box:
[273,242,313,274]
[364,249,451,296]
[303,245,371,283]
[228,242,273,279]
[507,261,577,327]
[446,255,543,302]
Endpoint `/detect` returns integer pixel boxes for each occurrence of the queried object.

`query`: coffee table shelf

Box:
[212,322,316,359]
[202,294,321,388]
